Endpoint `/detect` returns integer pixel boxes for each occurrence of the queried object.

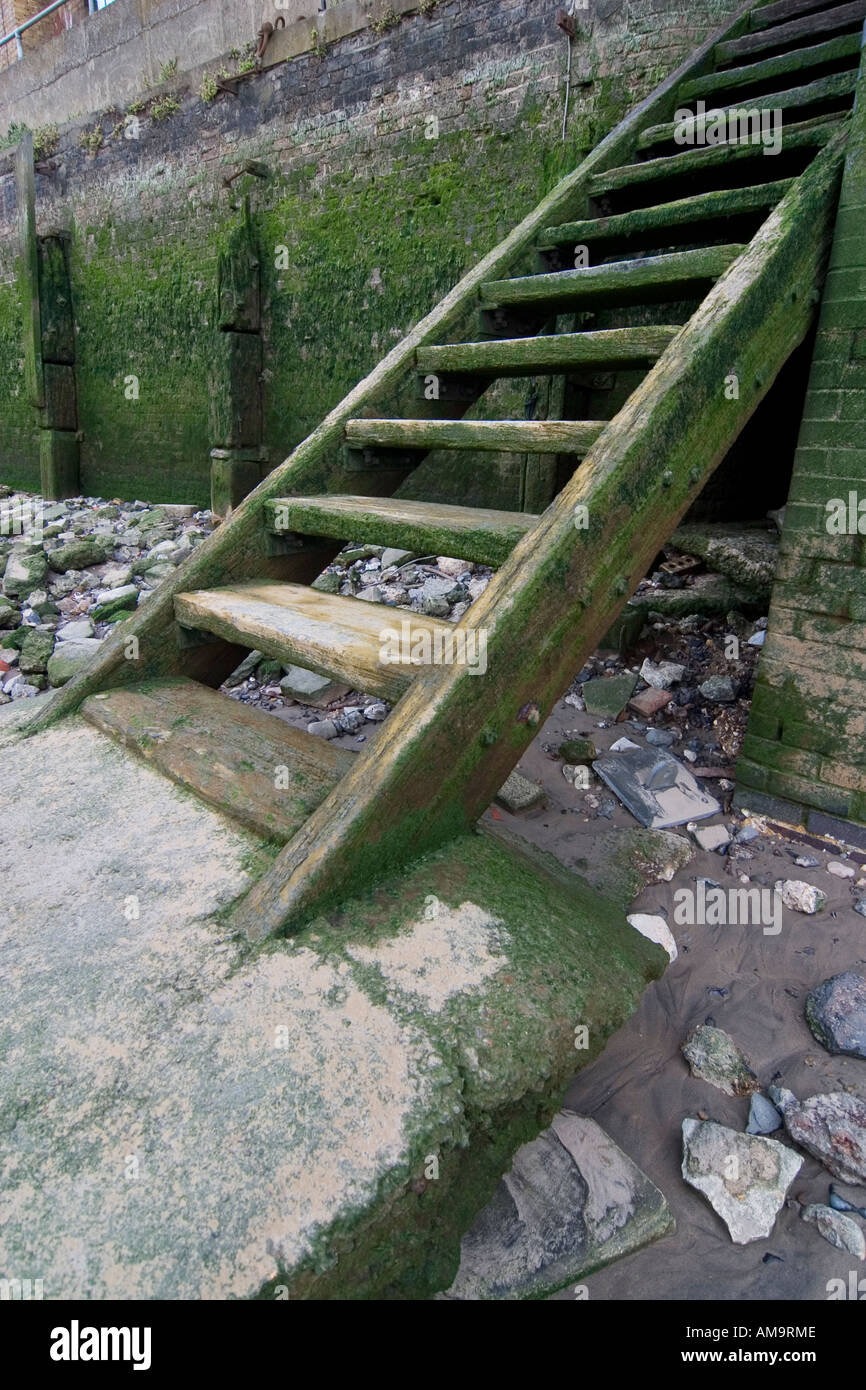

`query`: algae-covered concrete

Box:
[0,706,664,1299]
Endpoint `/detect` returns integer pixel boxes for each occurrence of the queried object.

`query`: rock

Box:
[801,1204,866,1260]
[3,546,48,598]
[47,538,109,572]
[160,504,197,520]
[774,879,826,915]
[628,687,673,717]
[337,707,366,734]
[582,672,637,717]
[56,618,95,642]
[771,1087,866,1184]
[558,737,596,763]
[682,1025,759,1097]
[46,638,103,686]
[223,651,262,687]
[747,1093,782,1136]
[827,860,856,879]
[381,548,414,569]
[671,523,778,602]
[645,727,676,747]
[562,763,592,788]
[18,628,54,675]
[805,972,866,1060]
[0,595,19,629]
[691,822,731,853]
[681,1119,802,1244]
[311,572,341,594]
[563,692,585,711]
[139,562,175,586]
[699,675,736,703]
[98,562,134,588]
[307,719,339,739]
[748,629,766,647]
[91,584,139,620]
[25,589,59,620]
[627,912,677,963]
[437,557,470,578]
[855,899,866,919]
[279,666,350,706]
[610,736,640,752]
[444,1112,673,1300]
[364,702,388,722]
[640,658,685,689]
[495,770,544,813]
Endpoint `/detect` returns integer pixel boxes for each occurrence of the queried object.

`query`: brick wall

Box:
[736,48,866,842]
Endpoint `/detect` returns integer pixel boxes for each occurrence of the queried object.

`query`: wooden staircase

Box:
[31,0,862,939]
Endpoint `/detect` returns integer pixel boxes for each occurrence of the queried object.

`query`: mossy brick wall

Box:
[0,0,739,504]
[736,50,866,844]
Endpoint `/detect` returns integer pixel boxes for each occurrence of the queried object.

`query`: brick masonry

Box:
[0,0,739,502]
[736,45,866,839]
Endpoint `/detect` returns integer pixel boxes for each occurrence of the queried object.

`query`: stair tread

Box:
[537,181,794,249]
[716,0,866,64]
[344,416,605,453]
[416,326,679,375]
[589,117,844,196]
[266,494,538,566]
[174,582,456,702]
[81,677,354,842]
[637,70,857,150]
[679,30,862,103]
[752,0,838,29]
[481,246,743,308]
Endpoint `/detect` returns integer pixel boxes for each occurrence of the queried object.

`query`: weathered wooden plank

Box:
[589,117,843,196]
[680,30,861,102]
[537,182,793,249]
[481,246,743,309]
[638,70,857,150]
[81,677,353,842]
[717,0,866,63]
[416,327,679,376]
[21,2,762,735]
[344,417,606,453]
[174,582,455,702]
[752,0,840,31]
[228,127,847,940]
[266,495,538,566]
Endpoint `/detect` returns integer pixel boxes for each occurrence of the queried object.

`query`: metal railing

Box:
[1,0,111,63]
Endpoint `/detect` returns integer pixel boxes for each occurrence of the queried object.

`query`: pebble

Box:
[801,1204,866,1260]
[307,719,339,740]
[827,860,855,878]
[774,879,827,915]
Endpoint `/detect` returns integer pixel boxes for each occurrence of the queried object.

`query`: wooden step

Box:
[679,30,861,103]
[416,326,679,377]
[752,0,842,30]
[265,495,538,567]
[588,118,843,198]
[716,0,866,65]
[537,182,793,252]
[344,416,605,455]
[637,71,857,151]
[480,246,743,310]
[81,677,354,842]
[174,582,456,702]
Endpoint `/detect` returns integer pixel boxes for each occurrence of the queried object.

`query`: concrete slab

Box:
[0,721,665,1299]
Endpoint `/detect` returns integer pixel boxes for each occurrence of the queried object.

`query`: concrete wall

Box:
[0,0,741,502]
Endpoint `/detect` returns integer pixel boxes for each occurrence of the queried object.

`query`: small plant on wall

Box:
[370,4,400,36]
[78,124,104,156]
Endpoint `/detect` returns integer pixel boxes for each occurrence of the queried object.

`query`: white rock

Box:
[627,912,677,963]
[691,823,731,853]
[774,879,827,914]
[828,861,855,879]
[801,1203,866,1260]
[610,736,641,752]
[640,658,685,689]
[682,1119,802,1244]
